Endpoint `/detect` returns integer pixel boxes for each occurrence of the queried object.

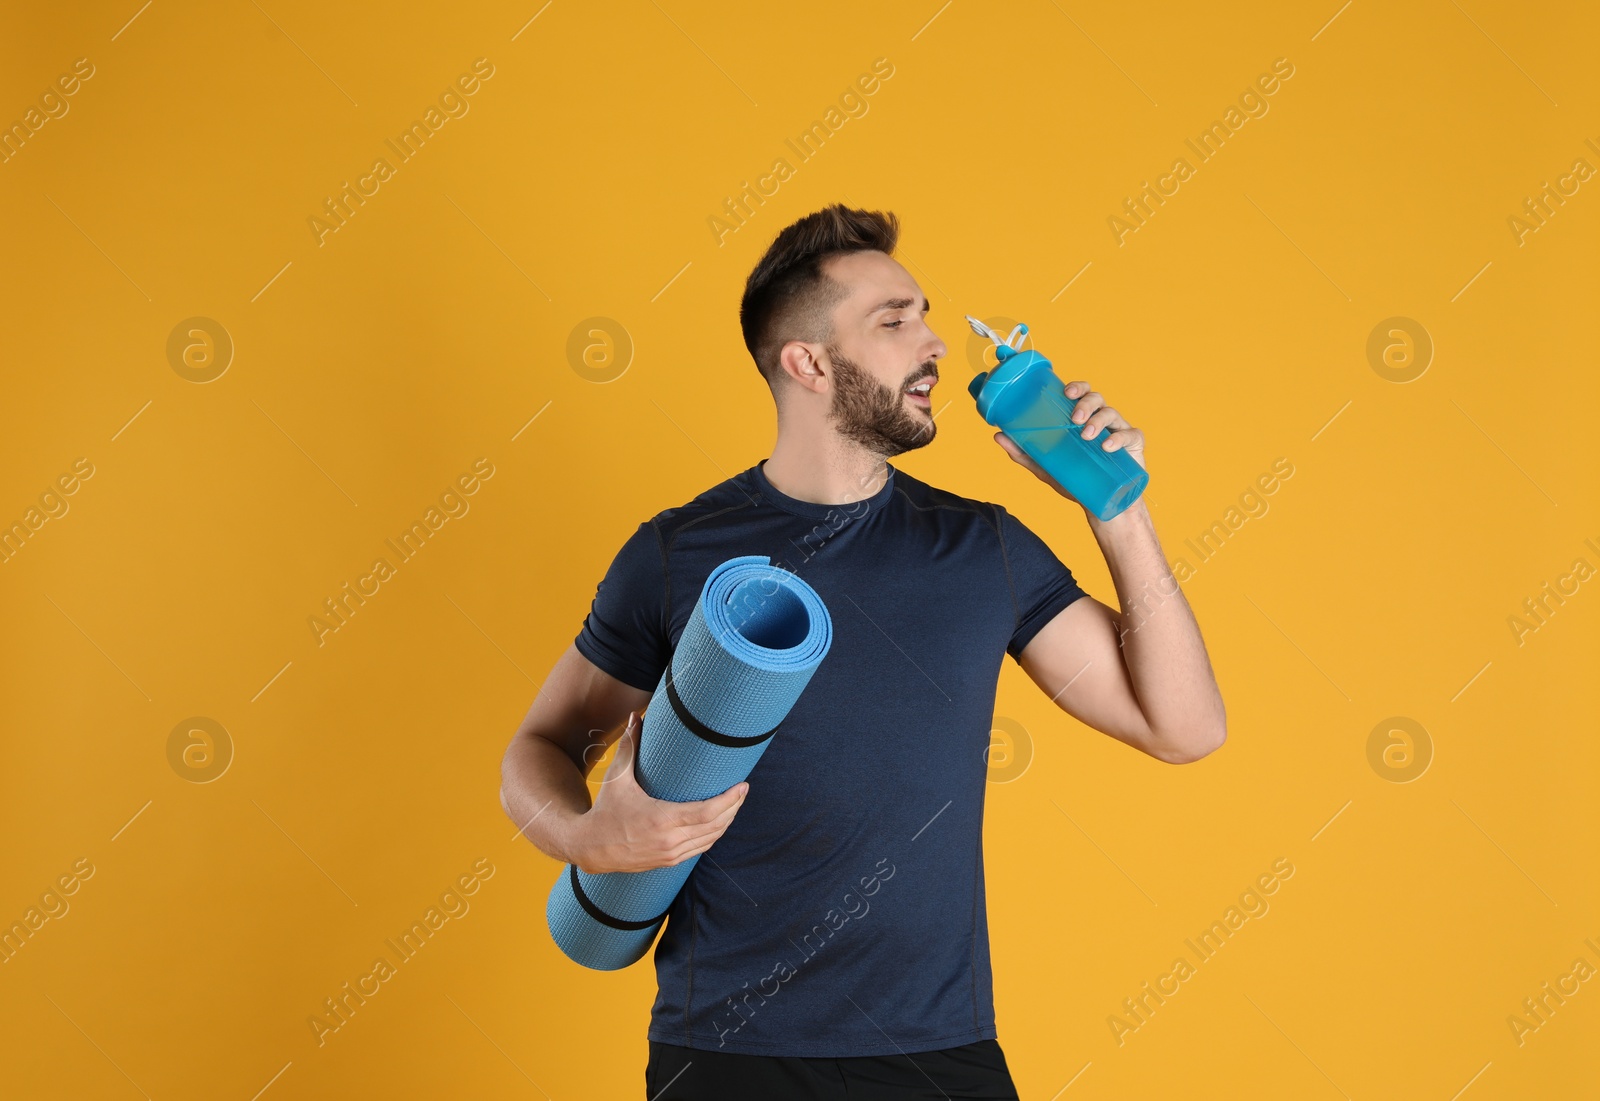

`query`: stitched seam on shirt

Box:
[664,500,757,556]
[893,484,990,519]
[685,1025,995,1056]
[647,518,671,649]
[891,489,1010,631]
[971,827,981,1030]
[659,500,755,648]
[991,504,1022,637]
[894,487,1021,648]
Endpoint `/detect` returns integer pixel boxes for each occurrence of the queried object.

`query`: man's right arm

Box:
[499,644,749,874]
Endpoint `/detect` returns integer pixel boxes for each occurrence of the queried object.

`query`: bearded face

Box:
[824,343,938,458]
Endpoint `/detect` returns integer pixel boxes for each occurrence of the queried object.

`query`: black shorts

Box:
[645,1038,1020,1099]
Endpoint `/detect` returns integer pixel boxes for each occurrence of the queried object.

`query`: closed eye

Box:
[884,320,905,329]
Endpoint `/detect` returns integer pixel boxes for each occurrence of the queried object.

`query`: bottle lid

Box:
[964,315,1053,425]
[965,314,1031,409]
[964,315,1030,357]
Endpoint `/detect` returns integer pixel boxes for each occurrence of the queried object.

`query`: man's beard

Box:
[825,345,937,458]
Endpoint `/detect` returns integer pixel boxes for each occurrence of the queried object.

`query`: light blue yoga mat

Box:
[547,554,833,970]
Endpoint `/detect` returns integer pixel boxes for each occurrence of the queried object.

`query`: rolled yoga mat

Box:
[547,554,834,971]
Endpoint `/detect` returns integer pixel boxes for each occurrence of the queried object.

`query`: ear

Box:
[777,340,829,396]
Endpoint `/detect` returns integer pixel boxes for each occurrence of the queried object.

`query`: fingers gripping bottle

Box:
[965,315,1149,521]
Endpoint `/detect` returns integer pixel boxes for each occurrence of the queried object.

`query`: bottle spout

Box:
[968,372,988,400]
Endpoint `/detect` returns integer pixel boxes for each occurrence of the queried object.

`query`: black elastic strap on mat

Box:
[569,864,671,930]
[664,666,781,748]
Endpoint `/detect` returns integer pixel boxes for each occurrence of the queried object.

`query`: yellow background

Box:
[2,1,1596,1097]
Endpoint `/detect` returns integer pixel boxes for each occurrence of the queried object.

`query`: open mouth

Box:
[904,377,936,407]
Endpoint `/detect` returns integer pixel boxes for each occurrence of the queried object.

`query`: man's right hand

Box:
[565,711,750,875]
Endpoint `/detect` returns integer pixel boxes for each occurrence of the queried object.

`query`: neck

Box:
[763,430,891,506]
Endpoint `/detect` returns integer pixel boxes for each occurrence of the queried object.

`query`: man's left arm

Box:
[997,380,1227,765]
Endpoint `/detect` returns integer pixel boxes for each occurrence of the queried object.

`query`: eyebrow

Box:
[866,296,930,317]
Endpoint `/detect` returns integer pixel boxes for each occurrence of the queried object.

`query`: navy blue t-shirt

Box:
[572,458,1088,1058]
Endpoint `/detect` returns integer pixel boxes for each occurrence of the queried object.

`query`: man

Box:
[500,203,1226,1099]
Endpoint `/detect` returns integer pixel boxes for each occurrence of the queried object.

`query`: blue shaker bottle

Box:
[965,316,1149,521]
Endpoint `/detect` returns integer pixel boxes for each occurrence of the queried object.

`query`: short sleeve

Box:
[572,520,671,692]
[998,505,1088,661]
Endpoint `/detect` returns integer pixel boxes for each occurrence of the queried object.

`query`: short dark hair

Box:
[739,203,900,394]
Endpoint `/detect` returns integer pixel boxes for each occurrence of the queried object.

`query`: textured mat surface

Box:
[547,555,833,970]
